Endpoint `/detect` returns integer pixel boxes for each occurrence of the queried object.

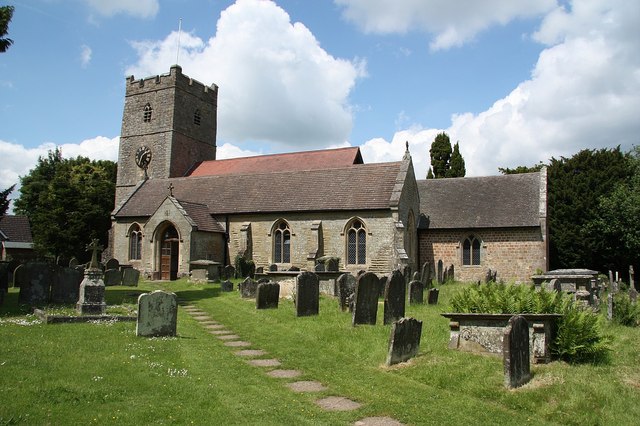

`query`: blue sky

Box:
[1,0,639,207]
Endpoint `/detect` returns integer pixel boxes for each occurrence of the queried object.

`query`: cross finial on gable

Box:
[168,183,174,197]
[405,141,409,152]
[86,238,103,270]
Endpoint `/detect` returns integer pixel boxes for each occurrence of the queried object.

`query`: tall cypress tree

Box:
[429,132,452,178]
[447,142,466,178]
[0,184,14,216]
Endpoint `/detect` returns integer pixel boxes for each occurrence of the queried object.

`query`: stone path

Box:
[179,302,404,425]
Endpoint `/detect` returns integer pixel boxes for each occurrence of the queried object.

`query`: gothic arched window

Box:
[143,103,153,122]
[346,219,367,265]
[273,220,291,264]
[462,235,481,266]
[129,224,142,260]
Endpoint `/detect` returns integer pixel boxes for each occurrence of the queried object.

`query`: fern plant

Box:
[612,292,640,326]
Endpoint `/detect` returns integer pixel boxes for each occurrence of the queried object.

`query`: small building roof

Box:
[0,215,33,243]
[188,146,363,177]
[115,161,403,218]
[417,172,543,229]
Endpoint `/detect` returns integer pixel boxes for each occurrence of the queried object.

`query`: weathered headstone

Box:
[122,268,140,286]
[376,275,387,298]
[384,270,406,325]
[325,258,339,272]
[336,273,356,312]
[0,261,9,305]
[629,287,638,304]
[401,265,412,285]
[427,288,440,305]
[314,263,325,272]
[77,240,106,315]
[630,265,636,291]
[223,265,236,280]
[255,266,264,274]
[503,315,531,389]
[136,290,178,337]
[256,282,280,309]
[50,267,82,304]
[105,258,120,271]
[607,293,614,320]
[104,268,122,286]
[420,261,431,288]
[12,264,24,288]
[295,272,319,317]
[18,262,53,305]
[437,260,444,284]
[409,280,424,304]
[221,280,234,292]
[386,317,423,366]
[269,264,278,272]
[352,272,380,326]
[447,264,455,282]
[68,257,79,268]
[239,277,257,298]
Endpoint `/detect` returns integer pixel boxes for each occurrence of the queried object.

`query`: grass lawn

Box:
[1,279,640,425]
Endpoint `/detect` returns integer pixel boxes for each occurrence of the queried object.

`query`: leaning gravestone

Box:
[409,280,424,304]
[420,261,431,288]
[256,282,280,309]
[336,273,356,312]
[386,317,423,366]
[122,268,140,287]
[223,265,236,280]
[295,272,319,317]
[50,267,82,304]
[427,288,440,305]
[352,272,380,326]
[136,290,178,337]
[384,270,406,325]
[18,262,53,305]
[221,280,234,292]
[105,258,120,271]
[104,268,122,286]
[503,315,531,389]
[239,277,258,298]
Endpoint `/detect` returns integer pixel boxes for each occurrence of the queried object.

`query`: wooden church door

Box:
[160,225,179,280]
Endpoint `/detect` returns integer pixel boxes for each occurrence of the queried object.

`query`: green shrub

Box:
[450,283,611,364]
[612,292,640,326]
[234,255,255,278]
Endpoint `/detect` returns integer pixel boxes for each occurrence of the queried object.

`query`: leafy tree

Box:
[429,132,452,178]
[14,149,116,262]
[0,5,14,53]
[498,162,545,175]
[547,147,632,272]
[0,184,14,216]
[447,142,466,178]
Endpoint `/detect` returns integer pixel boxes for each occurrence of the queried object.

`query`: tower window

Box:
[143,103,153,122]
[462,235,481,266]
[193,109,201,126]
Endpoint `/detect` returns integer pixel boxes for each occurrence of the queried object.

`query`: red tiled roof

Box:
[187,147,363,177]
[115,161,402,218]
[0,215,33,243]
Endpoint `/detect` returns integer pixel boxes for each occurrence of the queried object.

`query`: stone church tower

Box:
[115,65,218,206]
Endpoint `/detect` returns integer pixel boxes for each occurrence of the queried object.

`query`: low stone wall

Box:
[441,313,561,364]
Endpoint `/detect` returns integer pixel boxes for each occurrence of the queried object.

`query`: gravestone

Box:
[420,261,431,288]
[77,239,106,315]
[409,280,424,304]
[503,315,531,389]
[384,270,406,325]
[288,266,300,272]
[68,257,79,268]
[239,277,258,298]
[412,271,420,282]
[607,293,614,321]
[269,264,278,272]
[336,273,356,312]
[437,260,444,284]
[314,263,325,272]
[401,265,412,285]
[190,269,208,282]
[256,282,280,309]
[221,280,234,292]
[325,258,339,272]
[629,287,638,304]
[447,264,455,282]
[255,266,264,274]
[0,261,9,305]
[104,268,122,286]
[352,272,380,326]
[223,265,236,280]
[50,267,82,304]
[136,290,178,337]
[376,275,387,298]
[386,317,423,366]
[105,258,120,271]
[122,268,140,287]
[295,272,319,317]
[18,262,53,305]
[12,264,24,288]
[427,288,440,305]
[630,265,636,291]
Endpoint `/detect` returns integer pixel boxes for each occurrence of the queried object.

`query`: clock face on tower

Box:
[135,146,152,169]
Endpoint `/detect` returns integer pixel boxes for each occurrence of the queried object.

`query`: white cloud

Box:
[216,143,262,159]
[80,44,92,68]
[359,0,640,177]
[82,0,159,19]
[335,0,557,50]
[0,137,119,211]
[125,0,366,148]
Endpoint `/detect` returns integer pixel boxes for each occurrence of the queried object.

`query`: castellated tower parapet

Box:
[115,65,218,207]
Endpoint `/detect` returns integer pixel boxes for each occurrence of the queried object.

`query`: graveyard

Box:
[1,275,640,425]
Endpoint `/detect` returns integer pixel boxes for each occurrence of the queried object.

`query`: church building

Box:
[109,66,547,283]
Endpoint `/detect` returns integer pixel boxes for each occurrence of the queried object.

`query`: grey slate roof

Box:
[178,200,226,233]
[115,162,403,218]
[0,215,33,243]
[417,172,543,229]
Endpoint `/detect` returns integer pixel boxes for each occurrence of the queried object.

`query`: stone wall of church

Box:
[223,210,399,275]
[418,227,547,284]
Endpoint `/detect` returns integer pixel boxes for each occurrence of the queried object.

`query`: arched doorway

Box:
[160,225,179,280]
